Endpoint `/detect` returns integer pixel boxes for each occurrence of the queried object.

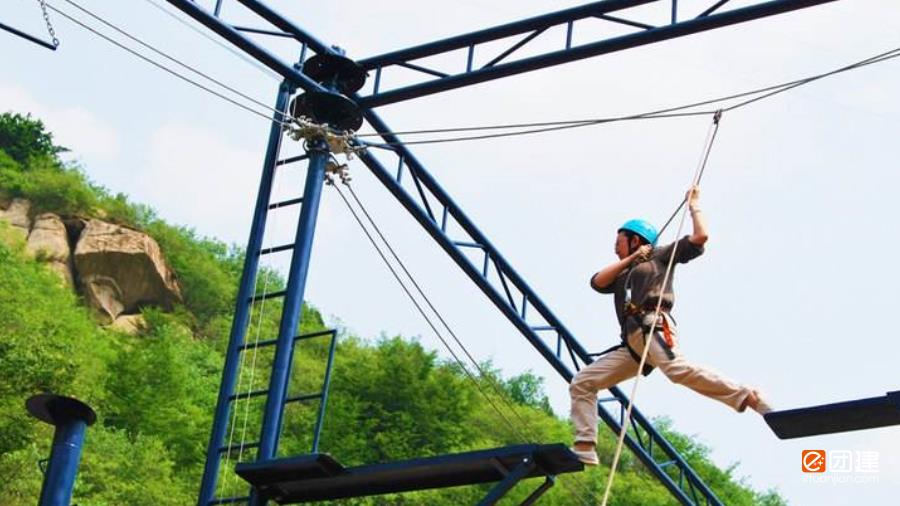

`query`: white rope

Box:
[600,113,722,506]
[217,117,289,499]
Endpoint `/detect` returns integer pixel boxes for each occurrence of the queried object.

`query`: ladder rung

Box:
[658,459,677,468]
[232,24,292,38]
[239,338,278,351]
[296,329,336,341]
[229,389,268,402]
[453,240,483,249]
[247,290,287,303]
[208,496,250,505]
[285,392,323,404]
[259,243,295,256]
[267,197,303,210]
[237,330,334,352]
[276,154,309,166]
[530,325,555,332]
[218,442,259,454]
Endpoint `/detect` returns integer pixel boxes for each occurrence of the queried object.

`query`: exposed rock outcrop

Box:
[26,213,74,286]
[74,219,183,323]
[0,198,32,238]
[0,199,183,326]
[109,314,147,335]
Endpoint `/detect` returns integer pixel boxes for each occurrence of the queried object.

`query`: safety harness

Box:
[591,264,677,376]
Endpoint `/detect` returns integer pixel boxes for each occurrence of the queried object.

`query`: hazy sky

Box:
[4,0,900,504]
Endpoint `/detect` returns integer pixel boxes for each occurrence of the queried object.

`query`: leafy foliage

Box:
[0,112,66,166]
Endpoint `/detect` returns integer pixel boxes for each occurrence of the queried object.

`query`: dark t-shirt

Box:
[591,235,704,333]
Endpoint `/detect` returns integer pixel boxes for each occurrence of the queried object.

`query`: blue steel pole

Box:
[39,421,88,506]
[26,395,96,506]
[197,82,293,506]
[250,138,329,505]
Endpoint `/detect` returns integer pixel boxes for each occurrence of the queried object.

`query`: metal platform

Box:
[235,443,583,504]
[765,390,900,439]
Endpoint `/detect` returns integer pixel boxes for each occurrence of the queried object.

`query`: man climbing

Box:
[569,185,771,466]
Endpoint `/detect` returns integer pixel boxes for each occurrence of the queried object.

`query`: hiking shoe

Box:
[570,447,599,466]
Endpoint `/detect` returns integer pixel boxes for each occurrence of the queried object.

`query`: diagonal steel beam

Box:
[233,0,333,55]
[163,0,324,92]
[357,0,838,107]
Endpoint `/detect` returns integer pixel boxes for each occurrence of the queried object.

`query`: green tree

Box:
[104,310,220,473]
[0,112,66,166]
[0,222,112,456]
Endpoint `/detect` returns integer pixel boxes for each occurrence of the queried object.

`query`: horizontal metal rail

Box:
[356,0,838,107]
[360,0,648,67]
[208,496,249,505]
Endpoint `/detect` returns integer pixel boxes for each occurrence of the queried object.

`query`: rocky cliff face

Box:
[0,198,182,332]
[27,212,75,287]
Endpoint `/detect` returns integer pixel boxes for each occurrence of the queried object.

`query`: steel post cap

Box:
[26,394,96,427]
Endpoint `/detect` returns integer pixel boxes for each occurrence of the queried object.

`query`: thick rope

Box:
[600,111,723,506]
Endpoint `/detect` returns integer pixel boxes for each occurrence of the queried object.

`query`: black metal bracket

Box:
[0,21,57,50]
[477,456,537,506]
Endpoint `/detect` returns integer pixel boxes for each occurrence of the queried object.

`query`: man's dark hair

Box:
[621,230,650,247]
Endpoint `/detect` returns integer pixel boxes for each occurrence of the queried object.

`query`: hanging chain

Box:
[37,0,60,48]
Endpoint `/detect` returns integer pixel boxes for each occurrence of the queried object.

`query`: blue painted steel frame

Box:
[197,82,293,506]
[249,139,329,506]
[164,0,323,93]
[257,139,329,460]
[159,1,841,504]
[355,0,838,107]
[164,0,837,107]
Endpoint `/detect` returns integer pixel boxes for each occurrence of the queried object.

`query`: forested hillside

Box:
[0,113,786,505]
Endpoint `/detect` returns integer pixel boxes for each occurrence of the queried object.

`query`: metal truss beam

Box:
[356,0,838,107]
[232,0,333,55]
[163,0,324,92]
[355,108,723,505]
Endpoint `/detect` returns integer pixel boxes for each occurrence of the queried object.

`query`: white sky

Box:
[4,0,900,504]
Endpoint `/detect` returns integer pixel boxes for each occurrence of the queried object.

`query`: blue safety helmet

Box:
[618,219,658,246]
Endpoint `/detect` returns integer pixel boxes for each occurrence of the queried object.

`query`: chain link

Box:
[37,0,60,48]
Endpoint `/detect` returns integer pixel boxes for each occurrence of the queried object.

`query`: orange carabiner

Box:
[661,315,675,348]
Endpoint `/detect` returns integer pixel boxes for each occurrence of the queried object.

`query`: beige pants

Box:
[569,318,753,444]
